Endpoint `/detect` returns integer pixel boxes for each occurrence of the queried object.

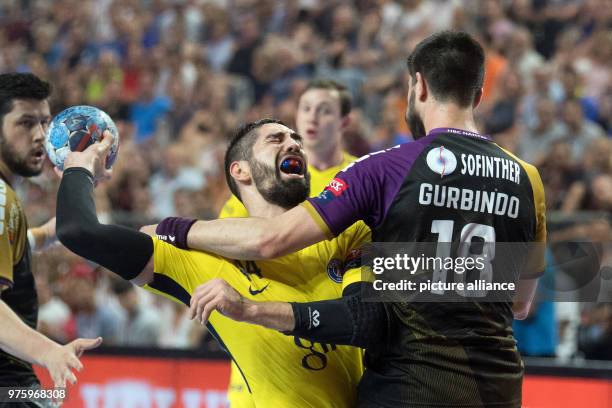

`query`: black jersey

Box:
[0,169,39,387]
[305,128,547,407]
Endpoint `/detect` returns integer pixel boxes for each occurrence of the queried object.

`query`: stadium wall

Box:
[33,349,612,408]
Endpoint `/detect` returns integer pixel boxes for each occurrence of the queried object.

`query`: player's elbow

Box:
[57,220,96,255]
[56,221,82,251]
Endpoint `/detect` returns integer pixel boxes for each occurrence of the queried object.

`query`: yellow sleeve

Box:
[145,237,229,305]
[501,149,547,278]
[523,162,547,278]
[218,195,249,219]
[0,181,13,286]
[337,221,372,291]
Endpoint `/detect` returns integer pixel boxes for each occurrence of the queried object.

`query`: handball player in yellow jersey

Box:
[218,79,359,407]
[55,119,371,407]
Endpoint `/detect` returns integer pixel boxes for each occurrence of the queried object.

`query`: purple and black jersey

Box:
[304,128,546,408]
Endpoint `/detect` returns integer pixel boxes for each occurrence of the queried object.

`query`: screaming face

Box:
[249,123,311,209]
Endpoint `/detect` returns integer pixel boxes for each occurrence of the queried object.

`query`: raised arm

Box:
[56,132,154,286]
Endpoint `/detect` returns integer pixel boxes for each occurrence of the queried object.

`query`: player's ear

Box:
[230,160,251,184]
[473,87,483,109]
[416,72,427,102]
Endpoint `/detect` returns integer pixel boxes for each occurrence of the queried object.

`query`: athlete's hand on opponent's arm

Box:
[189,279,251,325]
[41,337,102,388]
[58,131,114,182]
[189,279,295,331]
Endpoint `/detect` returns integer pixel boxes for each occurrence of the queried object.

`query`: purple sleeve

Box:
[306,142,430,236]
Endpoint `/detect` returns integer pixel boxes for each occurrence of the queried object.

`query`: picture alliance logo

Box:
[426,146,457,176]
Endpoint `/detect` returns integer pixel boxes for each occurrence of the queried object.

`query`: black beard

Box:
[0,134,42,178]
[250,158,310,209]
[405,88,427,140]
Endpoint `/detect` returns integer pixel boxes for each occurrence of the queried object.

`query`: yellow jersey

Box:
[146,219,370,407]
[218,151,358,406]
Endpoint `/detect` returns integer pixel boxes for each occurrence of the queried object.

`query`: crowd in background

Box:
[1,0,610,359]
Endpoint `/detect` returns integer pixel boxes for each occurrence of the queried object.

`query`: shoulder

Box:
[338,143,416,176]
[219,195,249,219]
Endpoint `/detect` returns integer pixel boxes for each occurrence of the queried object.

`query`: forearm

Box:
[182,205,326,260]
[245,284,388,348]
[243,301,295,332]
[27,227,45,251]
[187,218,273,260]
[27,223,54,252]
[56,168,153,281]
[0,300,59,366]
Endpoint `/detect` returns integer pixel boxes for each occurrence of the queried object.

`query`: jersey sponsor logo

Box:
[426,146,457,176]
[460,153,521,184]
[326,178,348,197]
[327,258,344,283]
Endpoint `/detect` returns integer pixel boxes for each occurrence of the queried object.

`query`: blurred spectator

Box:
[130,71,172,143]
[36,273,71,343]
[578,304,612,360]
[561,98,606,162]
[517,98,566,166]
[149,144,205,218]
[60,263,124,345]
[158,300,206,350]
[111,280,161,347]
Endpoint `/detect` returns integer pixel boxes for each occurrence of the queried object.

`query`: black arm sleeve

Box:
[56,167,153,280]
[287,282,388,349]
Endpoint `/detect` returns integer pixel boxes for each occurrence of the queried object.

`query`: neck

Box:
[241,190,287,218]
[306,142,344,171]
[423,103,479,135]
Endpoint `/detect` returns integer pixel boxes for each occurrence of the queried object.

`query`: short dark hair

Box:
[406,31,484,108]
[304,79,352,117]
[0,73,51,124]
[225,118,286,201]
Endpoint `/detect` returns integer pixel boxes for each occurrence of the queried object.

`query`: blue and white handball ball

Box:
[45,105,120,170]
